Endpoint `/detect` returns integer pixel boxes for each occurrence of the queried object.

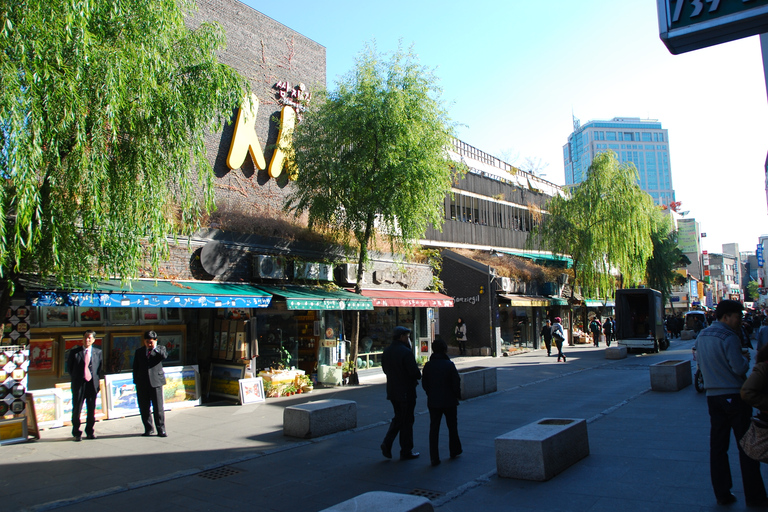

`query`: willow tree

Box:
[645,212,690,309]
[0,0,247,308]
[285,42,461,367]
[532,151,655,326]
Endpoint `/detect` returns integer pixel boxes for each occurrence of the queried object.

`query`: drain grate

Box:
[410,488,444,500]
[197,466,242,480]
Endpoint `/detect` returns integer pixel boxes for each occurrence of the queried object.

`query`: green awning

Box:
[584,299,604,307]
[256,285,373,311]
[498,250,573,268]
[548,297,568,306]
[27,279,272,308]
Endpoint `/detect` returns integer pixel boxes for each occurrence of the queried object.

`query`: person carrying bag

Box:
[740,345,768,463]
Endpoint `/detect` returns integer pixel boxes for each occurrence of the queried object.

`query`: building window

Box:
[623,132,633,141]
[606,132,617,141]
[641,133,652,142]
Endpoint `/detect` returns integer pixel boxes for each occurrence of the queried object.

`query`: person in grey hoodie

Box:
[696,300,767,507]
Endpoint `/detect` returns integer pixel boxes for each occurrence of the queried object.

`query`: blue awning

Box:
[27,279,272,308]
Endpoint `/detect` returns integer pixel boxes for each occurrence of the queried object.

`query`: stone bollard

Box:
[649,360,692,391]
[496,418,589,481]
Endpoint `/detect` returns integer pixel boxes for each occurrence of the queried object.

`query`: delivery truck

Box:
[615,288,669,353]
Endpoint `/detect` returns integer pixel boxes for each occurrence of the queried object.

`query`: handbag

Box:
[552,329,565,343]
[740,417,768,463]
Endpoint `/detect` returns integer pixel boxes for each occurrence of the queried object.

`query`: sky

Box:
[246,0,768,255]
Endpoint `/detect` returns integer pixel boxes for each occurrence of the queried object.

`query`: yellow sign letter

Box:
[227,94,267,170]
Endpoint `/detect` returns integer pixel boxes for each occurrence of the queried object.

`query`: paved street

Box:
[3,338,756,511]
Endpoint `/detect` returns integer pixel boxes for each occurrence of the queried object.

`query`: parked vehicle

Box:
[692,346,704,393]
[684,310,708,338]
[615,288,669,353]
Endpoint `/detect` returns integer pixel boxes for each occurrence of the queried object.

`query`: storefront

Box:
[351,289,454,367]
[498,295,549,350]
[22,279,274,390]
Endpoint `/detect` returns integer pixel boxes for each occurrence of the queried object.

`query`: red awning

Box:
[355,289,454,308]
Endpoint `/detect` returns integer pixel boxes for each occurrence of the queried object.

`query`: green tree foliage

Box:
[0,0,246,302]
[532,151,656,300]
[645,213,691,307]
[285,42,460,363]
[747,280,759,302]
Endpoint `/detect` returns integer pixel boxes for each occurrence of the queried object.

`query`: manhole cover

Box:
[410,488,444,500]
[198,466,242,480]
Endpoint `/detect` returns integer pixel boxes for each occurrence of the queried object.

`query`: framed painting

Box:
[40,306,72,327]
[54,381,107,424]
[165,308,182,323]
[208,363,245,400]
[157,332,183,366]
[139,307,161,324]
[108,307,136,325]
[75,307,104,326]
[104,373,140,419]
[0,417,28,445]
[61,335,104,377]
[24,394,40,439]
[108,333,143,373]
[238,377,265,405]
[162,365,200,410]
[28,338,56,374]
[29,388,63,429]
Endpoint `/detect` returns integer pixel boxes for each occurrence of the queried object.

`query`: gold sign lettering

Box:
[268,106,296,179]
[226,94,267,170]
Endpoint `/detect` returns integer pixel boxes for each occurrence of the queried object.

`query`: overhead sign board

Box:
[657,0,768,54]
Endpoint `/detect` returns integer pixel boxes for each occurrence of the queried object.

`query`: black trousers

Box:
[136,384,165,433]
[382,399,416,456]
[428,406,462,463]
[707,394,766,503]
[71,382,97,437]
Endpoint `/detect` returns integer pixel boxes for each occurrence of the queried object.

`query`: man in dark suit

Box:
[380,326,421,460]
[132,330,168,437]
[68,330,103,441]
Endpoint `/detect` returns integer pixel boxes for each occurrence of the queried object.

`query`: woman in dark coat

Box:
[541,319,553,356]
[421,338,462,466]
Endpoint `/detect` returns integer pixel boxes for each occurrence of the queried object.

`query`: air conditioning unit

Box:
[500,277,514,292]
[294,262,333,281]
[336,263,364,285]
[254,255,286,279]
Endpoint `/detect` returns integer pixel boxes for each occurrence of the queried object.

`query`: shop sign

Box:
[657,0,768,54]
[226,82,311,179]
[453,295,481,305]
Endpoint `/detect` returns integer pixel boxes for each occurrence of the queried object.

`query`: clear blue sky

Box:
[246,0,768,254]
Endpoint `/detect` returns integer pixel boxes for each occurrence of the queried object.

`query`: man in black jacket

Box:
[380,326,421,460]
[68,330,103,441]
[422,338,462,466]
[132,330,168,437]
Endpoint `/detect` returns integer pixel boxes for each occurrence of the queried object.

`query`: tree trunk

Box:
[348,214,374,383]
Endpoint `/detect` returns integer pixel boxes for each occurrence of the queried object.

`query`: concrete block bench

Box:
[283,399,357,439]
[459,367,497,400]
[649,360,692,391]
[319,491,433,512]
[605,346,627,359]
[495,418,589,481]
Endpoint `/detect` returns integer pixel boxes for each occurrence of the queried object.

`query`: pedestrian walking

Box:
[381,326,422,460]
[541,319,553,356]
[695,300,767,507]
[589,316,601,347]
[454,318,467,355]
[602,317,613,347]
[757,318,768,352]
[421,338,462,467]
[552,317,566,362]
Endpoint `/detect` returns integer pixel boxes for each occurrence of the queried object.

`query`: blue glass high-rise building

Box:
[563,117,676,206]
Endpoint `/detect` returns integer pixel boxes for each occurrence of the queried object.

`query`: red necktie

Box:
[84,349,91,381]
